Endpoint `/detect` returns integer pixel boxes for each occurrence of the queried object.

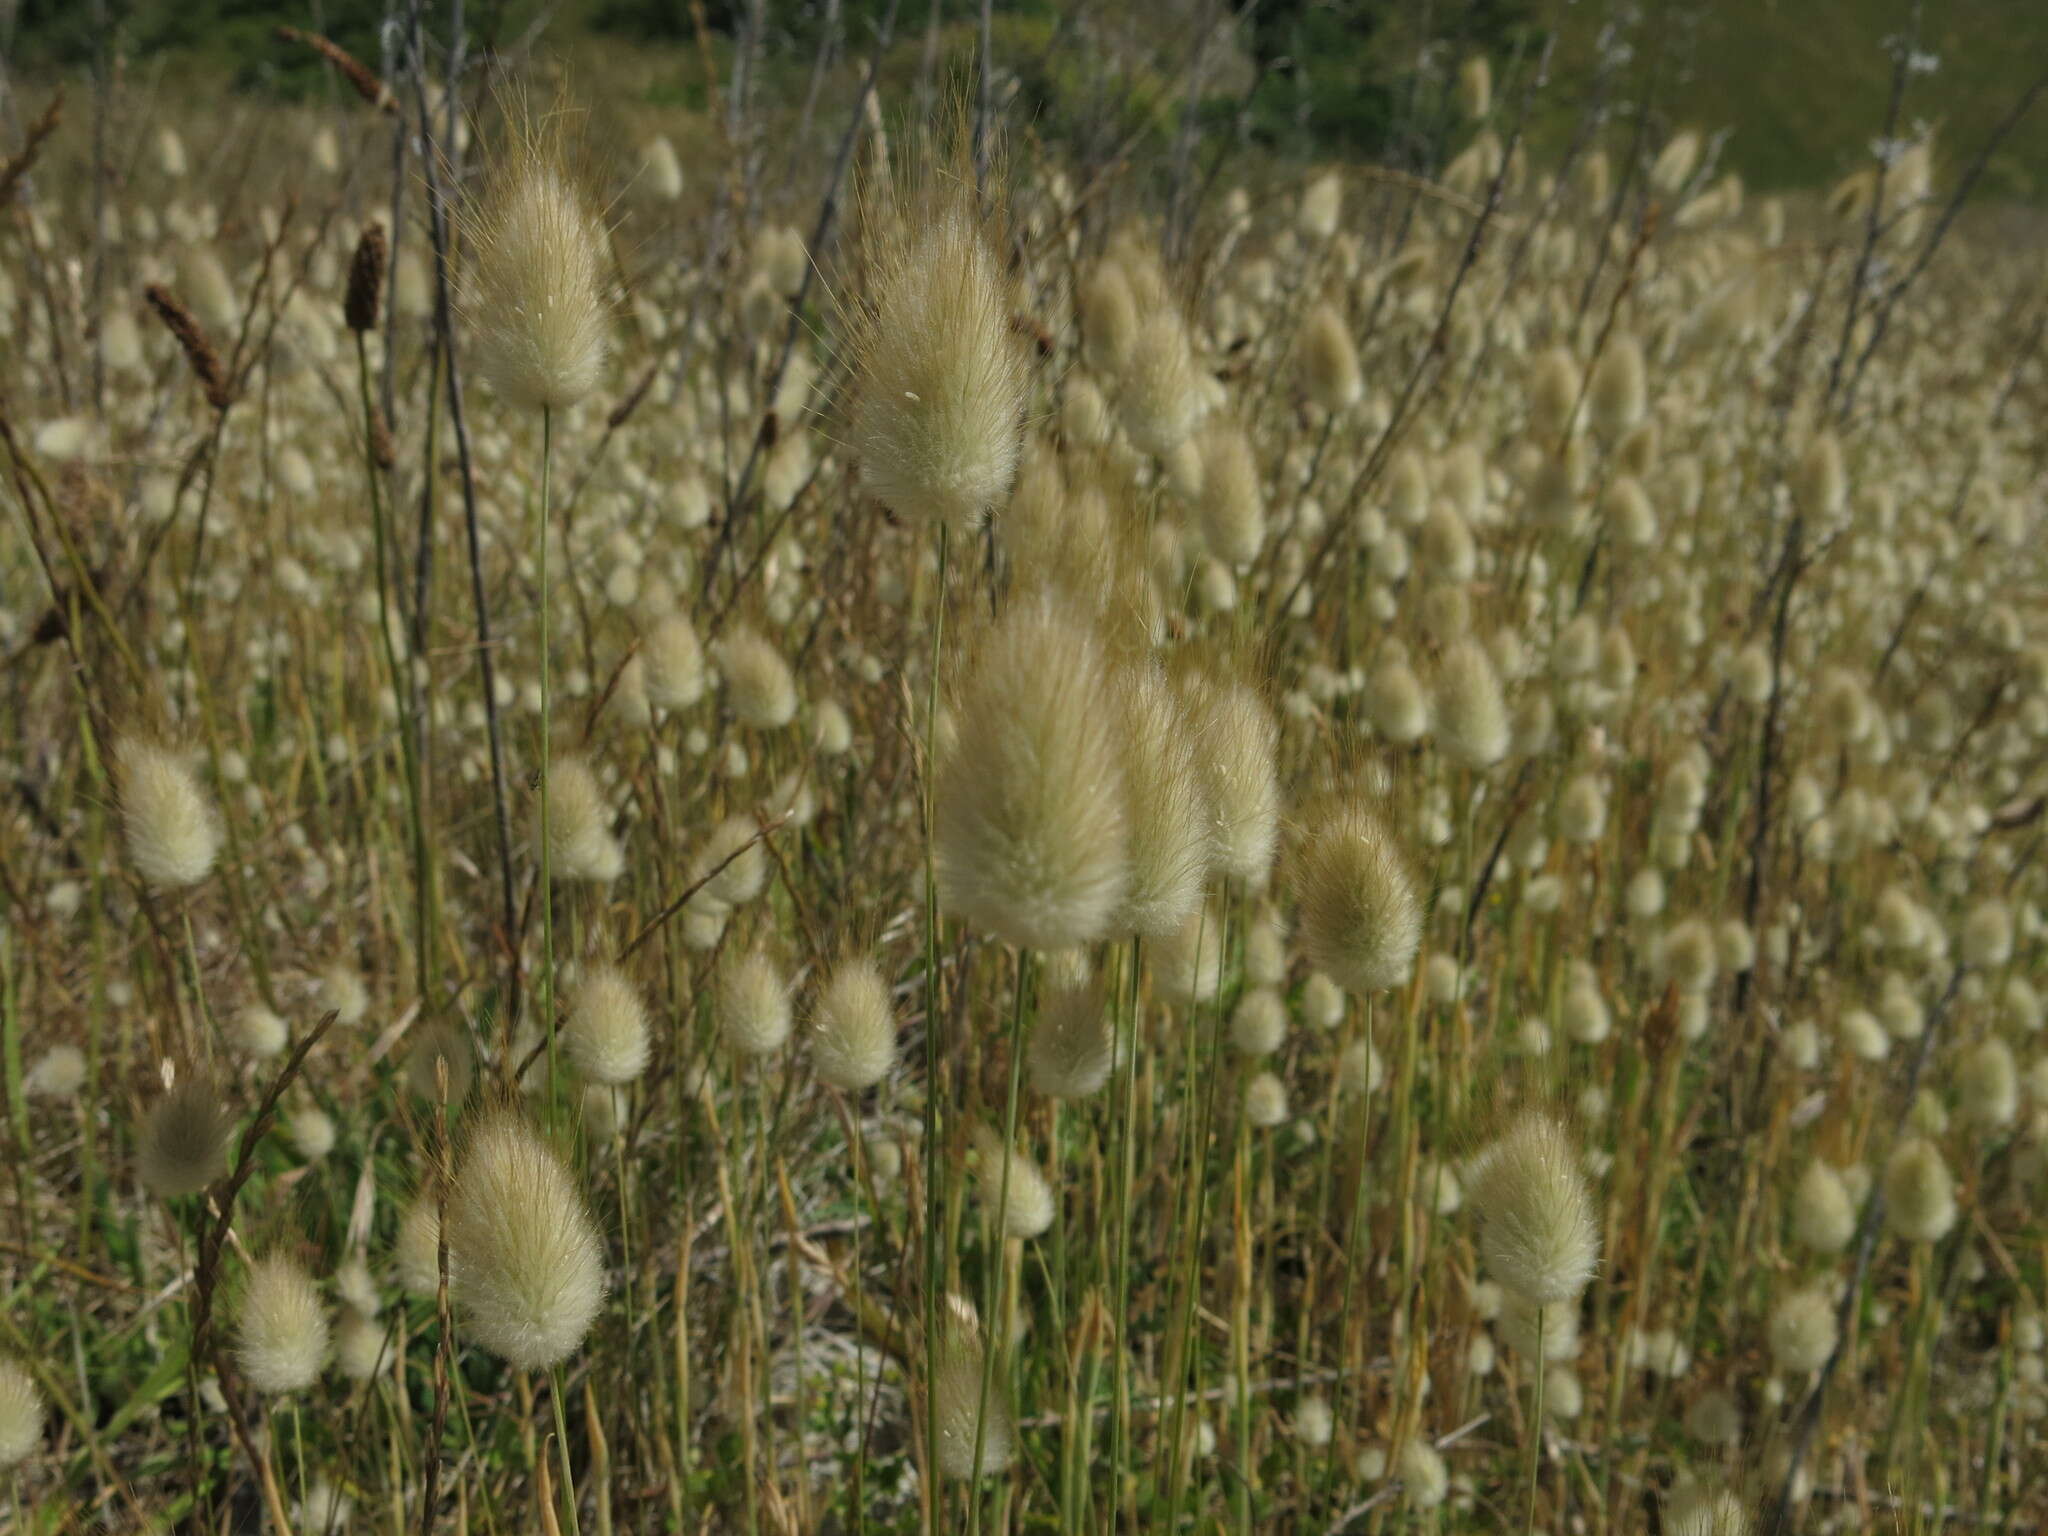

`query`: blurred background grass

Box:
[5,0,2044,200]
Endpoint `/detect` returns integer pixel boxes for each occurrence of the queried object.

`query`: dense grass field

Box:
[3,5,2048,1534]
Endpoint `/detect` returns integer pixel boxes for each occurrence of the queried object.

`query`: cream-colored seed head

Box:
[1768,1286,1837,1375]
[1245,1070,1290,1128]
[565,961,651,1085]
[642,611,705,711]
[25,1044,86,1099]
[1396,1438,1448,1507]
[395,1194,443,1298]
[934,594,1129,950]
[237,1252,328,1394]
[116,738,222,890]
[538,755,624,884]
[719,948,793,1057]
[1110,663,1210,940]
[810,954,897,1091]
[1078,259,1138,376]
[137,1074,235,1198]
[0,1356,45,1468]
[232,1004,289,1061]
[932,1298,1014,1479]
[849,185,1028,537]
[1884,1135,1956,1242]
[1292,799,1423,996]
[1587,332,1647,441]
[1957,1037,2018,1128]
[1117,306,1204,456]
[1185,677,1281,889]
[715,624,799,729]
[445,1113,606,1369]
[465,148,610,411]
[1467,1112,1600,1304]
[335,1305,391,1381]
[1230,987,1289,1056]
[1434,639,1510,769]
[971,1123,1055,1239]
[1029,974,1114,1098]
[1196,418,1264,566]
[1300,302,1363,414]
[1791,1159,1856,1252]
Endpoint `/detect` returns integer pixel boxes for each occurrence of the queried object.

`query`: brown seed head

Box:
[345,222,387,333]
[144,284,232,410]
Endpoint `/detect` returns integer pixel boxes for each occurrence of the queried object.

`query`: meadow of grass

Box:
[2,9,2047,1536]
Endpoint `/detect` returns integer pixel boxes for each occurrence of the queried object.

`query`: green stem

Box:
[539,405,557,1123]
[551,1364,582,1536]
[968,947,1032,1531]
[921,524,950,1535]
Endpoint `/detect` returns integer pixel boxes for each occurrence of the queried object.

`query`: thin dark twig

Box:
[1840,67,2048,419]
[700,0,901,607]
[405,10,523,1022]
[612,813,793,967]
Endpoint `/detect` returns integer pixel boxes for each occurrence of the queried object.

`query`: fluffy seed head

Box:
[1434,640,1510,769]
[1111,663,1210,940]
[0,1357,44,1468]
[1396,1439,1448,1507]
[116,738,221,890]
[395,1194,443,1297]
[971,1124,1055,1238]
[719,948,793,1056]
[335,1306,391,1381]
[849,182,1028,537]
[932,1299,1014,1479]
[565,962,651,1085]
[236,1252,328,1394]
[1230,986,1289,1056]
[1661,917,1719,994]
[1791,1159,1856,1253]
[642,611,706,711]
[1185,676,1280,889]
[1587,332,1647,440]
[137,1073,234,1198]
[1028,974,1113,1098]
[25,1044,86,1099]
[1078,259,1138,375]
[639,134,683,199]
[1768,1286,1837,1375]
[1958,1037,2019,1128]
[1117,306,1204,456]
[1963,899,2014,970]
[1466,1112,1600,1304]
[464,130,610,411]
[1300,302,1363,413]
[231,1004,289,1061]
[934,594,1129,949]
[1196,418,1265,566]
[1884,1135,1956,1242]
[1795,431,1846,518]
[1366,653,1430,742]
[445,1112,607,1369]
[1499,1291,1580,1360]
[809,954,897,1091]
[1292,799,1423,996]
[1245,1070,1290,1127]
[715,624,799,730]
[1665,1484,1751,1536]
[695,814,769,908]
[538,756,624,883]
